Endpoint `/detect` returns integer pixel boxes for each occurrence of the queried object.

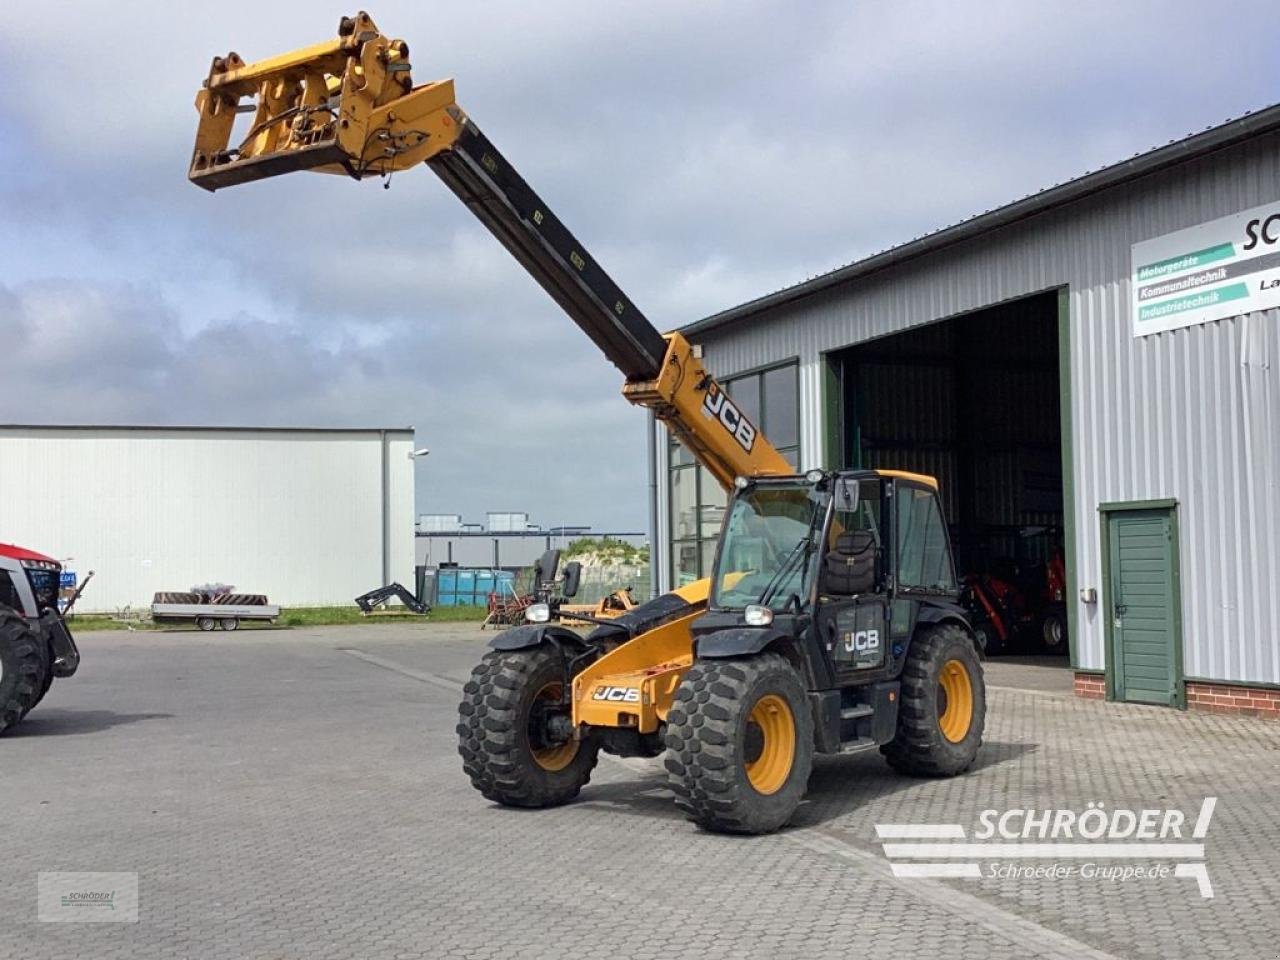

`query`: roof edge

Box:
[0,424,415,435]
[685,103,1280,337]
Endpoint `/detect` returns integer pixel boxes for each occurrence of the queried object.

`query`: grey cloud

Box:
[0,280,646,528]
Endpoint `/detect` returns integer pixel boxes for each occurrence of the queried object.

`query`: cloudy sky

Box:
[2,1,1275,531]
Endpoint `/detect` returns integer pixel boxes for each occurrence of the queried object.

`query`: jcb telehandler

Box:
[189,12,986,833]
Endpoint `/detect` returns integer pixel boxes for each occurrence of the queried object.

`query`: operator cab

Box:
[0,543,63,618]
[699,469,963,688]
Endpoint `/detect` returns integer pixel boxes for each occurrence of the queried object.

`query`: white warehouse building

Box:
[0,425,416,613]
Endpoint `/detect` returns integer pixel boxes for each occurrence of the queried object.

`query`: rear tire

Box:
[0,606,47,734]
[882,624,985,777]
[1041,609,1067,653]
[972,619,1001,656]
[664,653,813,835]
[457,646,600,808]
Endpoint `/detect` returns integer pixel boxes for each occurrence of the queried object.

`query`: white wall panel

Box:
[0,427,415,612]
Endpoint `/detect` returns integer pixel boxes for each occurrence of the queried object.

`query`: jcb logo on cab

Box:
[844,629,880,653]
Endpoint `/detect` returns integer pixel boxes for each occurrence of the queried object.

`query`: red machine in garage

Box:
[0,543,84,734]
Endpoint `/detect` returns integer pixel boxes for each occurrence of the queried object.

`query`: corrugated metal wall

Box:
[657,132,1280,685]
[0,427,416,611]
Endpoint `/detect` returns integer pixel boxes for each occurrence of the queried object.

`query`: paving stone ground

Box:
[3,623,1277,960]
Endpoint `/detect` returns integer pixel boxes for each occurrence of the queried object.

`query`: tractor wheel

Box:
[664,653,813,835]
[971,618,1001,656]
[0,606,47,734]
[1041,609,1067,653]
[457,646,599,808]
[22,629,53,719]
[882,624,985,777]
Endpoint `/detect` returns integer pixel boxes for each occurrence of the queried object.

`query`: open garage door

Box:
[828,291,1070,660]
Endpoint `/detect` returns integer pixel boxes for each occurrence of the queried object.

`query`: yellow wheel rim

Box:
[744,693,796,795]
[937,659,974,743]
[530,682,578,772]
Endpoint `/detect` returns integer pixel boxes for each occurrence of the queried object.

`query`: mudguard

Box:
[38,610,80,678]
[488,623,587,652]
[916,599,972,633]
[585,591,697,644]
[696,626,788,660]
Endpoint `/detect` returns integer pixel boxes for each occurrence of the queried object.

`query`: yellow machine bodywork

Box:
[623,333,792,490]
[571,580,709,734]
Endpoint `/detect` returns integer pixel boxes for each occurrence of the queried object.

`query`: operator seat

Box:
[822,531,877,596]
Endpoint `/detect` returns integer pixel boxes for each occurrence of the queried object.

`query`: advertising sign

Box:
[1131,200,1280,336]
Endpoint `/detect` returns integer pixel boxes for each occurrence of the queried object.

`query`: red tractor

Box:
[960,547,1069,656]
[0,543,82,734]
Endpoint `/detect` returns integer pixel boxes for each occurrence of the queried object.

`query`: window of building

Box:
[669,361,800,586]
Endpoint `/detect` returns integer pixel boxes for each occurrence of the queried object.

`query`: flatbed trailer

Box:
[150,602,281,631]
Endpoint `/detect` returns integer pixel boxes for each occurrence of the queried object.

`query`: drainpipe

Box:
[380,430,390,586]
[647,411,659,599]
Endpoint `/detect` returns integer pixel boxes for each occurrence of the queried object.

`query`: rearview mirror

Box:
[533,549,561,591]
[561,561,582,599]
[835,478,859,512]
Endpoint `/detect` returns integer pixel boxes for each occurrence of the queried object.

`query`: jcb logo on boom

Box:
[592,686,640,703]
[701,384,757,453]
[843,629,880,653]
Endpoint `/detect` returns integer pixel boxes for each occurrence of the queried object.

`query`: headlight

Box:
[744,604,773,626]
[734,476,750,490]
[525,602,551,624]
[21,559,59,571]
[805,469,825,484]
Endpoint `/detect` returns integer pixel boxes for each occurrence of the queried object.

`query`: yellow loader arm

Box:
[190,11,793,490]
[191,11,459,189]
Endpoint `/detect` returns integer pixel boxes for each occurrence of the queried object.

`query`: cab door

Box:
[814,478,890,684]
[890,477,960,644]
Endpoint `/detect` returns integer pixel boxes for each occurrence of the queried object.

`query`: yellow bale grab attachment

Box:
[189,11,460,191]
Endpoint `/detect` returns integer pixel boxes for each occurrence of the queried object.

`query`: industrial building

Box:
[0,425,416,612]
[650,107,1280,712]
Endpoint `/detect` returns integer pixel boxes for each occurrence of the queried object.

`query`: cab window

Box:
[895,486,956,591]
[829,479,883,549]
[0,571,22,611]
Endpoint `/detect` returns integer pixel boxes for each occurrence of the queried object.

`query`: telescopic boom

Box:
[190,11,793,488]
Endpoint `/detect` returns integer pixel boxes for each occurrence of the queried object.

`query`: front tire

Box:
[457,646,600,808]
[664,653,814,835]
[0,607,47,734]
[22,628,53,719]
[882,624,985,776]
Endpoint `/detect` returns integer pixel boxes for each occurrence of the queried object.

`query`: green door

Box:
[1106,508,1181,706]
